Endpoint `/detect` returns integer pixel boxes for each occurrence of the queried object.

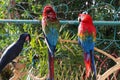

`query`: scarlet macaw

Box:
[78,13,97,79]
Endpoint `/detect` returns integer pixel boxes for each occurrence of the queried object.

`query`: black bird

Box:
[0,33,31,73]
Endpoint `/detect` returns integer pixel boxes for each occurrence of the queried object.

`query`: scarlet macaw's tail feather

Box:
[84,52,91,78]
[48,49,54,80]
[90,50,97,79]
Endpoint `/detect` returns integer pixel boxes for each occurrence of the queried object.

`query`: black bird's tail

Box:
[0,63,5,73]
[0,60,9,73]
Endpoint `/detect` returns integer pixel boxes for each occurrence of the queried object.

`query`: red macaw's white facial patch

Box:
[48,11,56,17]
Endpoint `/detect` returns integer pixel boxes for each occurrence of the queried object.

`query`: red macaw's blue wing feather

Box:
[78,36,95,52]
[42,16,60,57]
[78,36,96,78]
[90,50,97,77]
[43,27,59,57]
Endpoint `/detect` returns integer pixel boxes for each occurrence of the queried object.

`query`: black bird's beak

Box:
[25,36,31,43]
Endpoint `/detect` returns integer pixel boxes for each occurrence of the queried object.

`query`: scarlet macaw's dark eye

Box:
[82,11,88,14]
[46,8,52,14]
[47,10,51,14]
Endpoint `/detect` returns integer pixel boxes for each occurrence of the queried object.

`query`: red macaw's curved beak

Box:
[47,13,57,21]
[78,17,81,22]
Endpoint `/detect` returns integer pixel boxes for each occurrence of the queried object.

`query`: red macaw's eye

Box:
[45,7,52,14]
[46,9,51,14]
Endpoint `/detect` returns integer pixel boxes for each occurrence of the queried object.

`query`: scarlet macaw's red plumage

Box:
[78,13,97,79]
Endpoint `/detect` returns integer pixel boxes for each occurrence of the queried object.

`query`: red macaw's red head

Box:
[42,5,57,21]
[78,13,93,24]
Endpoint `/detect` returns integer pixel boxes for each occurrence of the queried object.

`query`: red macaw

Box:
[42,5,60,80]
[78,13,97,79]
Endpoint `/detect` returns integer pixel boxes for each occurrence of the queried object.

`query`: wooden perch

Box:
[59,39,78,44]
[59,39,120,80]
[28,72,47,80]
[98,63,120,80]
[94,47,116,62]
[28,67,47,80]
[9,62,27,80]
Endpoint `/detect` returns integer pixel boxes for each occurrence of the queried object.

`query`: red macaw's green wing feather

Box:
[42,18,60,57]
